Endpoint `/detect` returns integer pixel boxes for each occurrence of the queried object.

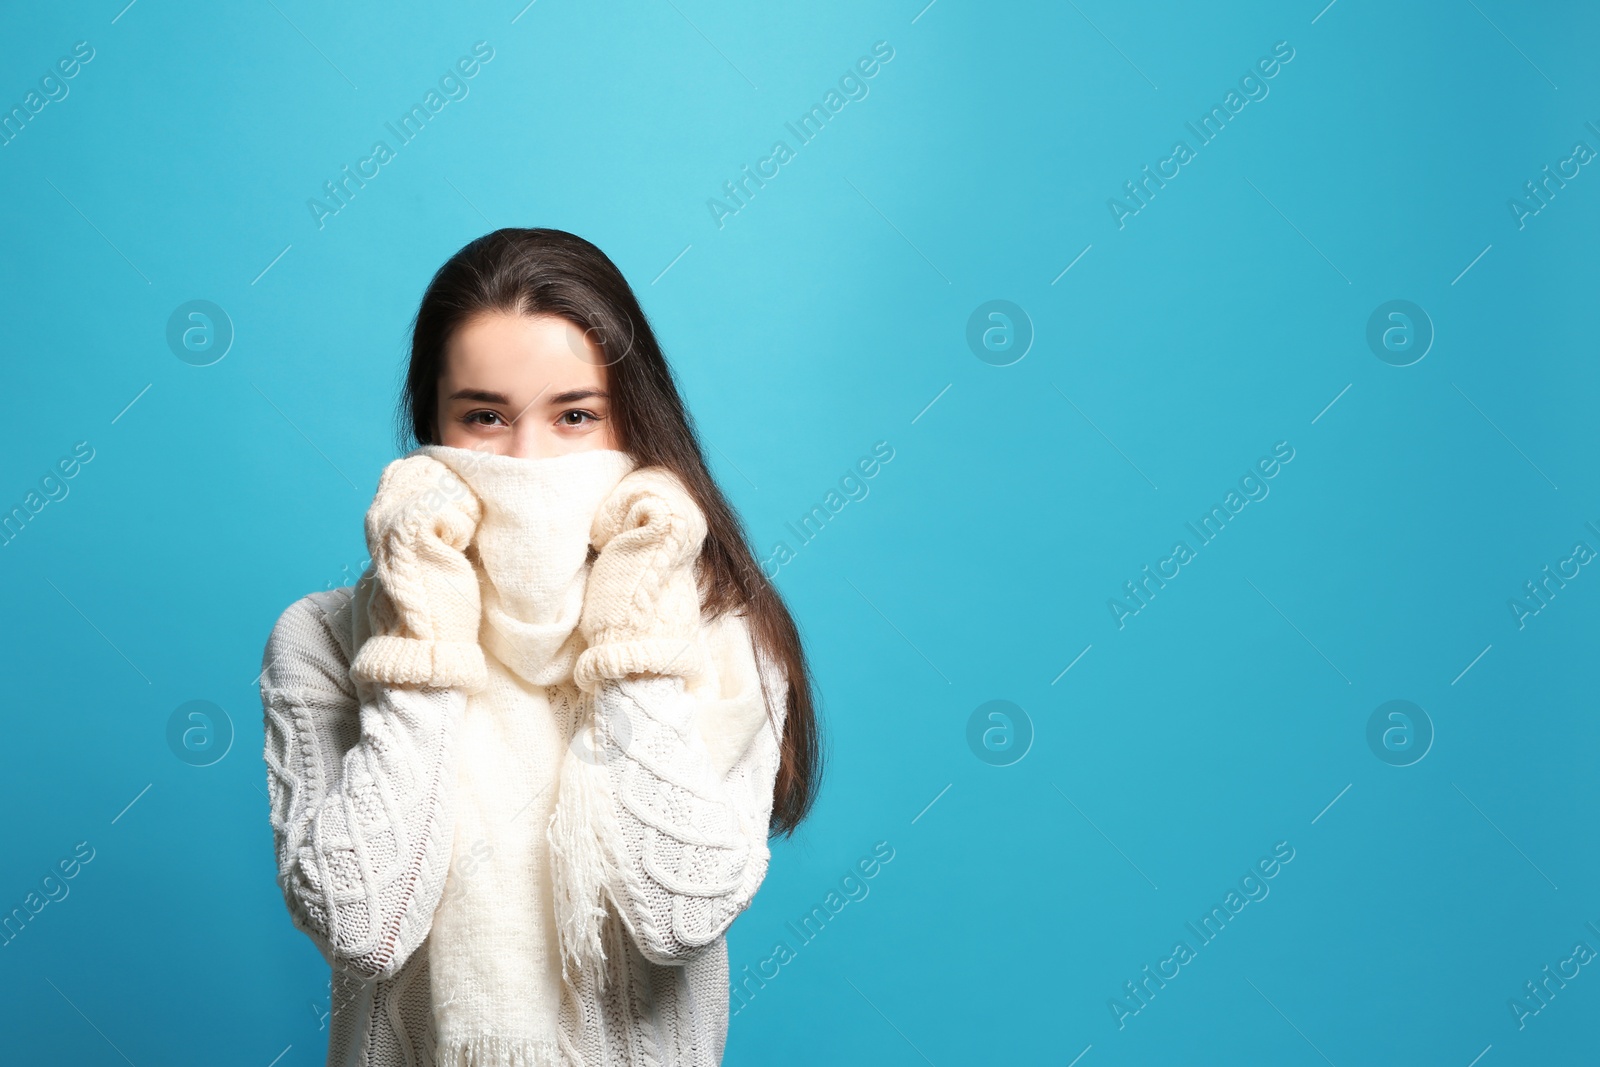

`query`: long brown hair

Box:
[395,227,821,838]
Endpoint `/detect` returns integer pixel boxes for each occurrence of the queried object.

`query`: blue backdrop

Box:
[2,1,1596,1063]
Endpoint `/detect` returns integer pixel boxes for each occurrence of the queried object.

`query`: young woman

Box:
[259,228,822,1066]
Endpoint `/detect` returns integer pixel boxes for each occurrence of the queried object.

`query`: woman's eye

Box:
[463,410,504,427]
[560,410,599,427]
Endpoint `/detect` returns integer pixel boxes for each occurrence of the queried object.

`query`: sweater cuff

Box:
[573,636,708,693]
[350,635,488,691]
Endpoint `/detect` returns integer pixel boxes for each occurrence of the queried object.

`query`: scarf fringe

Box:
[435,1033,567,1066]
[546,717,628,1000]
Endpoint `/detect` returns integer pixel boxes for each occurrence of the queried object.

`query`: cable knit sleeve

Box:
[260,590,463,982]
[549,466,790,976]
[587,637,788,966]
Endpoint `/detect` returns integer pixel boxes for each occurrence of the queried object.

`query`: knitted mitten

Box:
[349,453,488,691]
[571,466,709,693]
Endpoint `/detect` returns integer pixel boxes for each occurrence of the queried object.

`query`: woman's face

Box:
[435,310,619,458]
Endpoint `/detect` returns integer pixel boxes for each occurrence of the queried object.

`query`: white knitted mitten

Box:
[349,453,488,691]
[572,466,709,693]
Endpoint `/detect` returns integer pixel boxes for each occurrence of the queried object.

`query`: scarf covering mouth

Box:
[391,444,635,1065]
[417,444,639,689]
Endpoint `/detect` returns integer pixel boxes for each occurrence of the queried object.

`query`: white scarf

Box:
[348,443,776,1066]
[412,443,635,1066]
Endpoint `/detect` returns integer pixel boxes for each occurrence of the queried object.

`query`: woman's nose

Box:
[507,425,552,460]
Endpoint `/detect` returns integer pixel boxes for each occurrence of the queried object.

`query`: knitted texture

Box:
[554,465,761,1007]
[261,586,786,1067]
[380,445,634,1063]
[551,611,773,1005]
[262,445,783,1066]
[572,467,711,693]
[417,445,636,688]
[260,590,466,987]
[349,453,488,692]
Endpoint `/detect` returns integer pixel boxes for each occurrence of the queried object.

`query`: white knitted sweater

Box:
[260,567,787,1064]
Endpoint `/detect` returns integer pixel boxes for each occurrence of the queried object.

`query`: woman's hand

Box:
[350,453,488,691]
[572,466,710,692]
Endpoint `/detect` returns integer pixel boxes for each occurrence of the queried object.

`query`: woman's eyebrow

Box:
[444,387,609,405]
[548,388,609,404]
[445,388,510,403]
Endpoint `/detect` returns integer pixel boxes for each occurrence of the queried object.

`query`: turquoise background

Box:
[2,0,1597,1063]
